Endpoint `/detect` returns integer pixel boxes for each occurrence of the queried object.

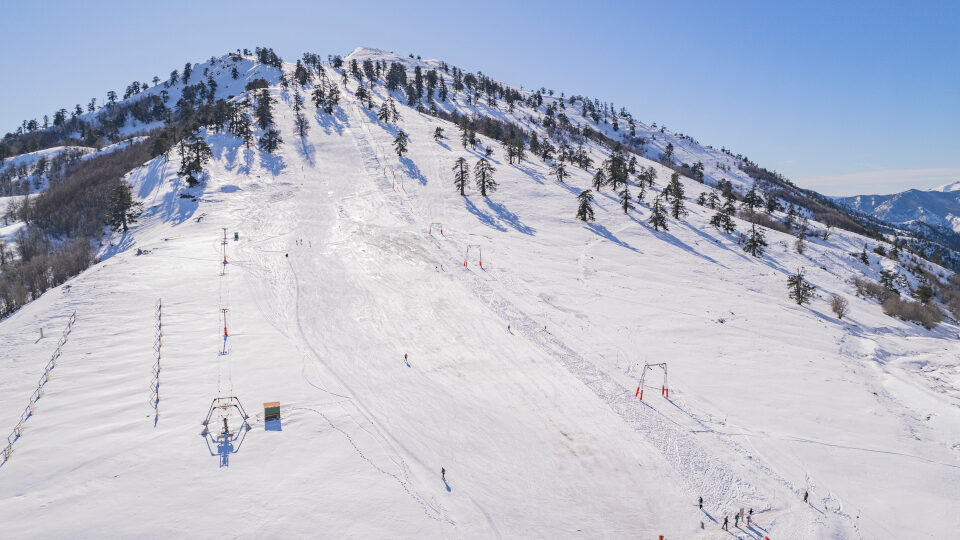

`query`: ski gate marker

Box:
[464,245,482,268]
[429,222,443,235]
[636,362,668,400]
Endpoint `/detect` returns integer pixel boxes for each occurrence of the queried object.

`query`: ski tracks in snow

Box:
[346,106,865,537]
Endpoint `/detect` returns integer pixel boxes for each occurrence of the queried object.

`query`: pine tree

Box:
[453,157,469,195]
[474,158,497,196]
[377,101,392,122]
[325,84,340,113]
[691,161,705,183]
[765,195,783,215]
[254,90,274,130]
[393,130,409,157]
[787,267,816,305]
[258,128,283,153]
[707,191,720,209]
[743,223,767,257]
[741,183,764,214]
[178,133,212,187]
[660,142,674,165]
[293,92,309,137]
[388,98,399,121]
[576,189,595,222]
[592,170,607,192]
[619,185,634,214]
[710,198,737,234]
[637,166,657,188]
[434,127,444,141]
[459,124,470,149]
[649,194,668,231]
[552,162,569,183]
[311,86,326,110]
[605,147,628,191]
[667,172,686,218]
[106,182,144,232]
[860,245,870,265]
[696,192,707,206]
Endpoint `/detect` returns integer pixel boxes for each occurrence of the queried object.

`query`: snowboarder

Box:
[698,496,703,509]
[803,490,809,503]
[721,516,728,531]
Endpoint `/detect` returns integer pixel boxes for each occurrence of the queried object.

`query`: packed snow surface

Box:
[1,48,958,538]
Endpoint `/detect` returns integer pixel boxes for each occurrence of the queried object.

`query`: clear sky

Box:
[1,0,957,196]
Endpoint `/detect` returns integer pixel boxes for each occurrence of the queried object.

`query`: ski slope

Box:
[1,47,959,538]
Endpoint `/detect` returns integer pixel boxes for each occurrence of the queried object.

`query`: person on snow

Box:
[441,467,446,482]
[734,513,739,528]
[803,490,809,503]
[698,496,703,509]
[721,516,728,531]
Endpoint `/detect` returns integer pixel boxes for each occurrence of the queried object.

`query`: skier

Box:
[734,513,739,528]
[698,496,703,510]
[803,490,809,503]
[721,516,728,531]
[441,467,446,482]
[404,353,408,364]
[507,324,511,332]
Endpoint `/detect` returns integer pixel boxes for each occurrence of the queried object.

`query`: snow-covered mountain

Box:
[1,46,959,539]
[836,181,960,233]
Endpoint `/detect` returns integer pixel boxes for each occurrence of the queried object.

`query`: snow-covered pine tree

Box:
[107,182,144,233]
[619,185,633,214]
[258,128,283,153]
[650,194,668,231]
[576,189,595,222]
[552,162,568,183]
[787,267,816,305]
[744,223,767,257]
[592,170,606,192]
[474,158,497,196]
[453,157,469,195]
[393,130,409,157]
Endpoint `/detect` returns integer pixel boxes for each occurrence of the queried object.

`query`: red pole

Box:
[635,386,639,397]
[639,389,643,400]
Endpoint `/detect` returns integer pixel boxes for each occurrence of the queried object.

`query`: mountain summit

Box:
[1,46,959,538]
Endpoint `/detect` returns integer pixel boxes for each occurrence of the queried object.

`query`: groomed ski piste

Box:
[1,47,959,538]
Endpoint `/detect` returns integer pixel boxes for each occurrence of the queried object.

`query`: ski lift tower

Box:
[201,396,252,436]
[636,362,668,400]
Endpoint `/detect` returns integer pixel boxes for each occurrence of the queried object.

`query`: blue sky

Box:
[1,0,956,195]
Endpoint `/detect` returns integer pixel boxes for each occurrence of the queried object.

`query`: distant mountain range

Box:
[836,181,960,233]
